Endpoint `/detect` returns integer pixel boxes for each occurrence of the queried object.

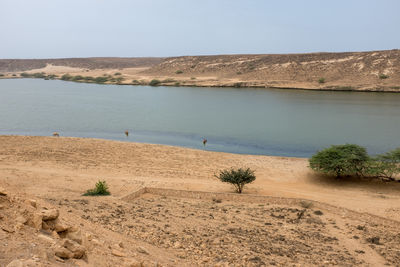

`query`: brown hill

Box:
[142,49,400,91]
[0,57,163,72]
[1,50,399,91]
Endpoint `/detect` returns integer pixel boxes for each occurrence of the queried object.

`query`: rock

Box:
[173,241,182,249]
[51,231,60,239]
[41,209,59,221]
[54,221,70,233]
[313,210,323,216]
[31,213,43,230]
[62,239,86,259]
[6,260,23,267]
[137,246,149,254]
[125,258,142,267]
[37,233,55,244]
[66,228,83,244]
[55,246,73,259]
[0,187,7,196]
[112,249,126,257]
[367,236,381,245]
[26,199,37,208]
[16,216,28,225]
[142,260,161,267]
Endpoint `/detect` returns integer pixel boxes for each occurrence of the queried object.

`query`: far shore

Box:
[1,49,399,92]
[2,74,400,93]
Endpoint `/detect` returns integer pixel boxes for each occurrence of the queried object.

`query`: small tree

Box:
[318,77,326,84]
[309,144,369,178]
[216,168,256,193]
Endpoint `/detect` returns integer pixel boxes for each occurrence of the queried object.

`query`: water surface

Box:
[1,79,399,157]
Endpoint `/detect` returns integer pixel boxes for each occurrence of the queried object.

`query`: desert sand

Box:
[1,135,400,266]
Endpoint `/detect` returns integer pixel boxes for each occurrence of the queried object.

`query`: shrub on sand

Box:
[83,180,110,196]
[216,168,256,193]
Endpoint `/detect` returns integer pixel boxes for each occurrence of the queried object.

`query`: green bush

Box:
[20,72,30,77]
[84,76,94,81]
[236,71,242,75]
[175,70,183,74]
[32,72,46,78]
[367,148,400,180]
[216,168,256,193]
[379,74,389,79]
[149,79,161,86]
[309,144,369,178]
[318,78,326,84]
[114,72,122,76]
[83,180,110,196]
[94,76,108,83]
[12,74,16,77]
[72,75,84,81]
[0,74,4,77]
[61,74,73,81]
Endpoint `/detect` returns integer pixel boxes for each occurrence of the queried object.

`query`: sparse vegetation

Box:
[190,77,196,80]
[114,72,122,75]
[149,79,161,86]
[0,73,4,77]
[94,76,108,83]
[236,71,242,75]
[12,74,16,77]
[61,74,73,81]
[162,78,175,83]
[83,180,110,196]
[71,75,84,81]
[233,82,243,88]
[216,168,256,193]
[20,72,30,77]
[175,70,183,74]
[174,82,180,86]
[32,72,46,78]
[309,144,400,181]
[309,144,369,178]
[379,74,389,79]
[318,78,326,84]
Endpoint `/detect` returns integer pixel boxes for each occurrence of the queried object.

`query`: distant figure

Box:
[203,138,207,147]
[125,130,129,137]
[53,132,59,137]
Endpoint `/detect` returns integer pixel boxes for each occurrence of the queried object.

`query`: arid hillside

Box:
[142,49,400,91]
[0,57,163,72]
[0,50,399,91]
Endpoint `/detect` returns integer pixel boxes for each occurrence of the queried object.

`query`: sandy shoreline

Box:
[1,135,400,266]
[1,135,400,219]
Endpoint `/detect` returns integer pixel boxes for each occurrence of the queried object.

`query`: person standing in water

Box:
[203,138,207,147]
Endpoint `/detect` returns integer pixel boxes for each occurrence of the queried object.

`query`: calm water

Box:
[1,78,399,157]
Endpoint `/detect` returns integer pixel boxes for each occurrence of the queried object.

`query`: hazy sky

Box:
[1,0,399,58]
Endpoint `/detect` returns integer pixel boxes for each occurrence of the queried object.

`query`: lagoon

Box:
[1,78,400,157]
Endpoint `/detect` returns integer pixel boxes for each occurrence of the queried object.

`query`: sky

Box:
[1,0,399,58]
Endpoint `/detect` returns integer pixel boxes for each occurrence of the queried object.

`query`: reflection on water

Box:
[1,79,400,157]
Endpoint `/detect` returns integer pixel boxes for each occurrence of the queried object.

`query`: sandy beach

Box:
[1,135,400,266]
